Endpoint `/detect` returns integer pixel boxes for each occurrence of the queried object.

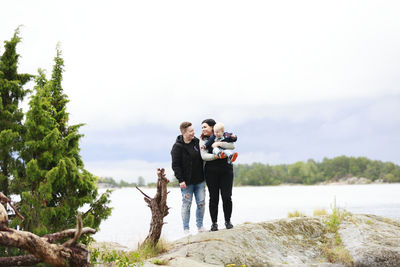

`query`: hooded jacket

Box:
[171,135,204,185]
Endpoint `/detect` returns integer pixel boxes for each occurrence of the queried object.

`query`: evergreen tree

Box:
[49,45,69,136]
[0,28,32,196]
[15,47,111,236]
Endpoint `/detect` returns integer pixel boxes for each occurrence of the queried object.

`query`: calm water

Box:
[93,184,400,249]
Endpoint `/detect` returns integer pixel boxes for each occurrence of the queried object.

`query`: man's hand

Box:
[179,181,187,189]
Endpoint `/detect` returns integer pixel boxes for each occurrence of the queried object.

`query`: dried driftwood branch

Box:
[0,192,24,222]
[136,168,170,246]
[0,192,95,267]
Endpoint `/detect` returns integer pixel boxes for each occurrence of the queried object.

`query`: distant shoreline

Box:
[97,178,399,190]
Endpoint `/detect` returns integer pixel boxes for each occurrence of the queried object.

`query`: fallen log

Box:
[136,168,170,246]
[0,254,40,266]
[0,192,95,267]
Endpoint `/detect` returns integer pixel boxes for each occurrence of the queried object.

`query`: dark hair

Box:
[179,121,192,133]
[201,118,216,127]
[200,118,216,139]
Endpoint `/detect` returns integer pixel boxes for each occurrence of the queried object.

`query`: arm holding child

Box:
[200,138,219,161]
[201,134,216,150]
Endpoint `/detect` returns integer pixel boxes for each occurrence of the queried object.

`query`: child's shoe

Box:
[219,151,227,159]
[231,152,238,163]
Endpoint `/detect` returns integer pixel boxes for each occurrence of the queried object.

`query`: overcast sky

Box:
[2,0,400,183]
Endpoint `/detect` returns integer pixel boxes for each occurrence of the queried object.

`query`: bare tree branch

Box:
[0,192,95,266]
[137,168,170,247]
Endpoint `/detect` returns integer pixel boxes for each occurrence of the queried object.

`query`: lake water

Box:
[93,184,400,249]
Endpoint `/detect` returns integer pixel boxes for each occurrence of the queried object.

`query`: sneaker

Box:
[198,226,207,233]
[225,221,233,229]
[219,151,227,159]
[231,152,238,163]
[210,223,218,231]
[184,229,191,236]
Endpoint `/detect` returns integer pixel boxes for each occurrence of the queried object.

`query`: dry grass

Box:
[313,208,328,216]
[321,233,353,266]
[90,238,170,266]
[287,210,307,218]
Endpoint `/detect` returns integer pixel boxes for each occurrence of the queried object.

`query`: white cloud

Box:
[2,0,400,170]
[2,0,400,131]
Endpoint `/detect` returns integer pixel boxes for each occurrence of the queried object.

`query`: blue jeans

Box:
[213,147,234,156]
[213,147,235,163]
[181,181,206,230]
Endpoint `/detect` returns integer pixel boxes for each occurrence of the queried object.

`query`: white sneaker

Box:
[197,227,207,233]
[184,229,191,236]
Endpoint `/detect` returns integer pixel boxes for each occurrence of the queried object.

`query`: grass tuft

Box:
[313,208,328,216]
[319,197,354,266]
[90,238,170,266]
[287,210,307,218]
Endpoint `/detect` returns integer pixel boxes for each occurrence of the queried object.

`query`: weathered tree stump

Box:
[136,168,170,247]
[0,192,95,267]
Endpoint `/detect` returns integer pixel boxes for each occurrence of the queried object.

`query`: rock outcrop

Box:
[339,214,400,267]
[144,214,400,267]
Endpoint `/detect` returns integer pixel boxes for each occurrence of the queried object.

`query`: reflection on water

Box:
[93,183,400,248]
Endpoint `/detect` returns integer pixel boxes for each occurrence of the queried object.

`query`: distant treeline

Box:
[233,156,400,186]
[99,156,400,188]
[97,176,173,188]
[98,176,146,188]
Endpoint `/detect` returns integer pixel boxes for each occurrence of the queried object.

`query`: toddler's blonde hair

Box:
[214,122,225,132]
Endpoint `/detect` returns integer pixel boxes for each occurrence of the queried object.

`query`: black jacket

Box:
[171,135,204,185]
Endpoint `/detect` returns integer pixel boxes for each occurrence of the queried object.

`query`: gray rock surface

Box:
[339,214,400,267]
[143,214,400,267]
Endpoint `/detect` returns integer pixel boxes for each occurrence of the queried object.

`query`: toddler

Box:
[202,122,238,164]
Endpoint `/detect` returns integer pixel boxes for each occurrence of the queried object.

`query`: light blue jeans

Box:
[181,181,206,230]
[212,147,234,157]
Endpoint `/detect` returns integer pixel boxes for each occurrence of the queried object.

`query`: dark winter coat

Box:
[171,135,204,185]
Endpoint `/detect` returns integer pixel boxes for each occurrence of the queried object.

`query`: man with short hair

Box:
[171,122,206,235]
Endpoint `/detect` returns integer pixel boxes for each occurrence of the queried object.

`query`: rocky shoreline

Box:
[320,176,384,185]
[137,214,400,267]
[98,177,393,190]
[92,214,400,266]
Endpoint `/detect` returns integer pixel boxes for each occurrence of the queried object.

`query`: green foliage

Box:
[151,258,168,265]
[319,198,354,265]
[0,28,33,195]
[9,45,111,237]
[326,197,341,233]
[234,156,400,186]
[90,248,142,267]
[90,239,169,266]
[167,177,179,187]
[98,176,137,188]
[320,234,353,266]
[0,29,111,261]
